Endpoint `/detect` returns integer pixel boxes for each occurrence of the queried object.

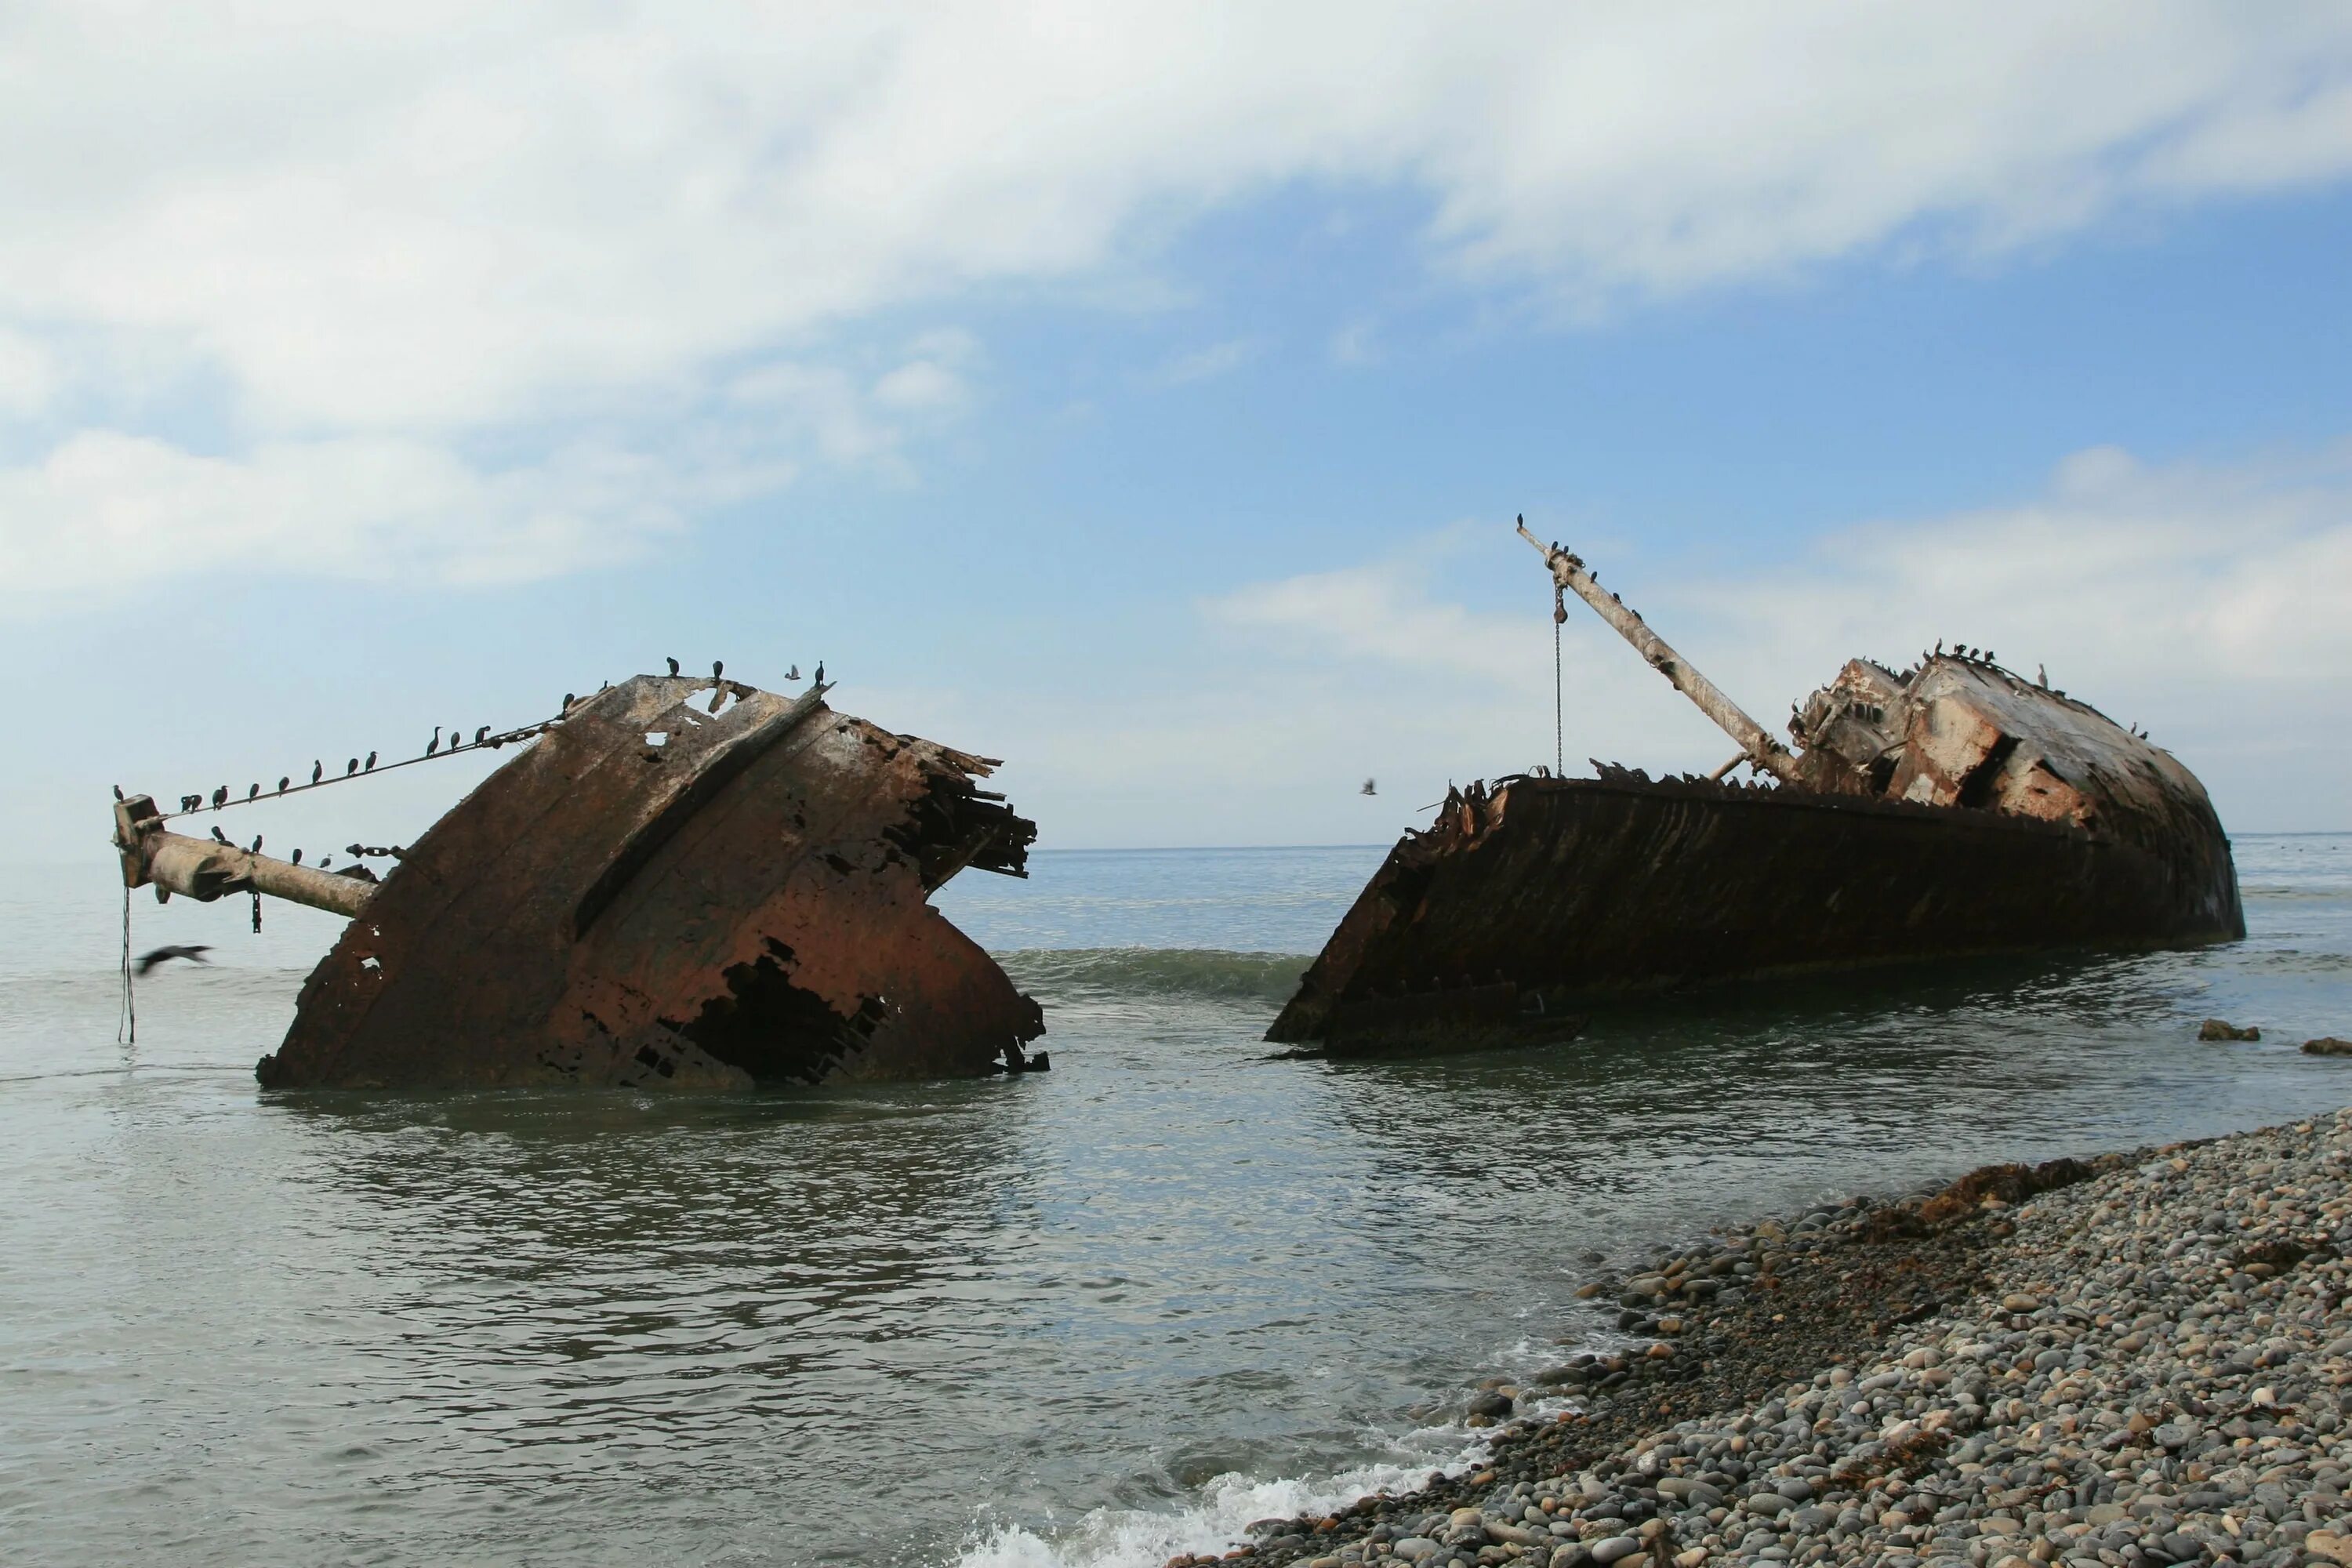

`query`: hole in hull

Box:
[671,939,884,1085]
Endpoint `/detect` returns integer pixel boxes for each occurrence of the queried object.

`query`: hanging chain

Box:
[118,883,136,1046]
[1553,583,1567,776]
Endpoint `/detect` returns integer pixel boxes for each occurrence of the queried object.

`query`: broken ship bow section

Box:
[257,675,1043,1090]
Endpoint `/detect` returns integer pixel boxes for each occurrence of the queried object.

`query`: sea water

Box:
[2,837,2347,1566]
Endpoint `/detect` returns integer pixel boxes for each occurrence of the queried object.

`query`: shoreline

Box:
[1182,1105,2352,1568]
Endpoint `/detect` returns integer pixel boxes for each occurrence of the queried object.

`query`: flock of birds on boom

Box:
[114,656,820,879]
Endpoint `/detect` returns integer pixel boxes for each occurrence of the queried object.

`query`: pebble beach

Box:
[1200,1099,2352,1568]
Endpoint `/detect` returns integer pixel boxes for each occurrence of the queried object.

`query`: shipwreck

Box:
[112,673,1047,1089]
[1266,521,2245,1055]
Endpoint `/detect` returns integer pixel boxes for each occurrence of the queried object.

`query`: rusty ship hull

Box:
[117,673,1046,1090]
[1269,524,2245,1055]
[1265,765,2242,1054]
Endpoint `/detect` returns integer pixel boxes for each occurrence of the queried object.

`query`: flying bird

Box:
[1361,779,1377,797]
[365,751,376,771]
[666,657,680,676]
[135,944,211,976]
[426,725,441,757]
[312,760,323,785]
[786,664,800,681]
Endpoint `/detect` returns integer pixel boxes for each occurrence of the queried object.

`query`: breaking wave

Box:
[996,948,1310,1006]
[951,1430,1494,1568]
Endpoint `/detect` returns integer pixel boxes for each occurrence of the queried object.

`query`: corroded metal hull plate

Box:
[258,676,1041,1089]
[1267,769,2243,1054]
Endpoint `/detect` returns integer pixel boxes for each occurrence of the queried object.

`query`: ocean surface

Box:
[2,836,2349,1567]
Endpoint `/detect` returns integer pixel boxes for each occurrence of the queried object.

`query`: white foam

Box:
[951,1425,1499,1568]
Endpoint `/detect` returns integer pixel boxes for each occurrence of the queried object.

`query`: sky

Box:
[5,0,2351,865]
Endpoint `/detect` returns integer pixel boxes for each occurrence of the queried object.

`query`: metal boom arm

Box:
[1515,517,1795,783]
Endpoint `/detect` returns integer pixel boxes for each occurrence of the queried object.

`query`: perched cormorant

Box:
[247,783,259,800]
[474,726,488,744]
[311,760,323,785]
[2038,663,2049,687]
[113,784,124,801]
[563,693,575,709]
[666,657,680,676]
[212,786,227,809]
[365,751,376,771]
[278,776,289,794]
[211,826,229,844]
[713,659,724,681]
[426,725,441,757]
[135,944,211,975]
[249,834,263,854]
[813,661,824,684]
[291,848,302,865]
[346,758,358,776]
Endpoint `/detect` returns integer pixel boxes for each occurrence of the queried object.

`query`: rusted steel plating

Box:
[121,673,1046,1089]
[1268,529,2244,1052]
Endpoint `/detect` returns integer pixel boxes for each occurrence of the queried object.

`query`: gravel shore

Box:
[1188,1106,2352,1568]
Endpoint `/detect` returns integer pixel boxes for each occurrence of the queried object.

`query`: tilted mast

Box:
[1515,517,1797,784]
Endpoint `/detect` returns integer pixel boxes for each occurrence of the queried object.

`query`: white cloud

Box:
[1153,337,1261,387]
[872,359,967,413]
[1210,530,1545,691]
[5,2,2349,437]
[1328,321,1380,368]
[0,430,688,601]
[1145,441,2352,837]
[1700,442,2352,699]
[0,328,57,416]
